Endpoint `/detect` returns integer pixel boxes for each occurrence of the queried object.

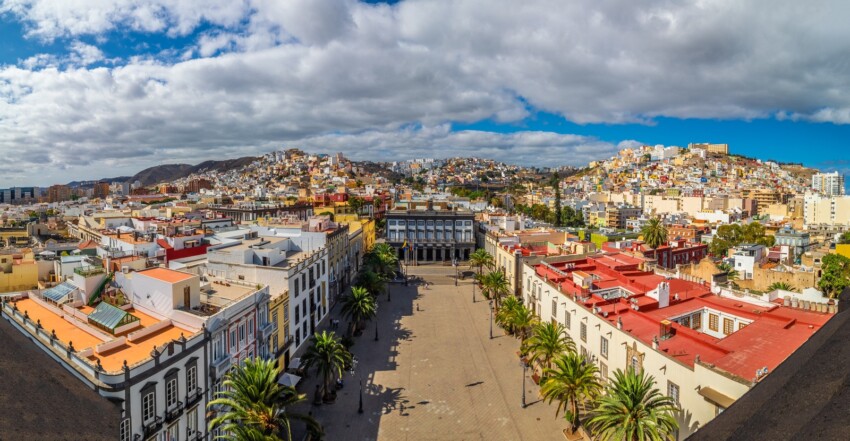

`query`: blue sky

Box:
[0,0,849,186]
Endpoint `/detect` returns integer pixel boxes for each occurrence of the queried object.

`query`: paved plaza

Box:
[292,264,566,441]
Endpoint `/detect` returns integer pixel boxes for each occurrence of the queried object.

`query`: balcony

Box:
[143,416,163,439]
[73,266,105,277]
[210,354,233,378]
[187,430,204,441]
[259,320,275,340]
[186,387,204,407]
[165,401,184,423]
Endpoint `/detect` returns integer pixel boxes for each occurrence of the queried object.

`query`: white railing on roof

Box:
[541,261,569,278]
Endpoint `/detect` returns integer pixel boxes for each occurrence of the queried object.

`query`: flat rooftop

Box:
[13,298,197,372]
[138,267,196,283]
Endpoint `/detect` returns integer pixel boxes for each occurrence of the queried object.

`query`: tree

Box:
[355,270,385,298]
[587,368,679,441]
[839,232,850,245]
[348,196,364,215]
[509,304,538,343]
[710,222,776,257]
[301,331,353,402]
[479,270,510,311]
[552,172,562,227]
[208,357,321,441]
[767,282,794,292]
[496,296,522,334]
[641,217,668,249]
[340,286,377,336]
[818,254,850,298]
[469,249,494,276]
[540,353,602,433]
[523,321,576,372]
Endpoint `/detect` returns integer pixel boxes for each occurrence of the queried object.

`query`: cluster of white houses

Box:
[521,252,833,439]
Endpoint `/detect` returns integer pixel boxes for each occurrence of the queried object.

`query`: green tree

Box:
[641,217,668,249]
[469,249,494,277]
[710,222,775,256]
[496,296,522,334]
[348,196,364,215]
[540,353,602,433]
[767,282,794,292]
[340,286,377,336]
[208,358,321,441]
[479,270,510,311]
[301,331,353,402]
[509,304,538,343]
[818,254,850,298]
[355,270,385,297]
[552,172,562,227]
[588,368,679,441]
[522,321,576,372]
[839,232,850,245]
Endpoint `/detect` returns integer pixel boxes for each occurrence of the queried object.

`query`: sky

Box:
[1,0,850,187]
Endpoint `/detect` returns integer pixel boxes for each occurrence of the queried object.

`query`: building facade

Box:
[386,202,475,263]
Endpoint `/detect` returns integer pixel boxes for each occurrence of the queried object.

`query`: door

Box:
[184,286,191,308]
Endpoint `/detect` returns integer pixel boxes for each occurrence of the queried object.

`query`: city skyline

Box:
[1,0,849,185]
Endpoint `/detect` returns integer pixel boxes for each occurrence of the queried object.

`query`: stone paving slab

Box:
[291,264,566,441]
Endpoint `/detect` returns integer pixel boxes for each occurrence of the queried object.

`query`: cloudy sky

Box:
[1,0,849,186]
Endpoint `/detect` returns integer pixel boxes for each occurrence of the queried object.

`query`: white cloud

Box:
[0,0,849,184]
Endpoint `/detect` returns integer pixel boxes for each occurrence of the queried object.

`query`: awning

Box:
[278,373,301,387]
[289,357,302,370]
[698,386,736,408]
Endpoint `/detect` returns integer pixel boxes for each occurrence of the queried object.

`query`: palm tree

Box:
[355,270,385,297]
[301,331,353,402]
[523,321,576,372]
[641,217,668,249]
[208,357,321,441]
[496,296,522,333]
[768,281,794,292]
[367,243,399,300]
[510,304,538,343]
[588,368,679,441]
[340,286,377,336]
[718,262,739,282]
[540,353,602,433]
[480,270,510,310]
[469,249,494,277]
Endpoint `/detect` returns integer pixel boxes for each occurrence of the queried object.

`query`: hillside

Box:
[130,156,257,186]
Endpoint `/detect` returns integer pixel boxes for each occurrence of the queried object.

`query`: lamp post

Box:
[472,278,476,303]
[454,258,458,286]
[489,300,494,340]
[521,360,528,408]
[374,304,379,341]
[358,377,364,414]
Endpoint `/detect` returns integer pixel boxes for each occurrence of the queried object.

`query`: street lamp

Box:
[454,258,458,286]
[472,278,476,303]
[489,300,494,340]
[358,377,364,414]
[521,359,528,408]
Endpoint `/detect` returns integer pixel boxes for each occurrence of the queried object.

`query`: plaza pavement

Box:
[291,264,567,441]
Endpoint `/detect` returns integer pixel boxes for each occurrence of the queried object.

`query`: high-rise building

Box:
[47,184,71,202]
[93,181,110,199]
[812,171,845,196]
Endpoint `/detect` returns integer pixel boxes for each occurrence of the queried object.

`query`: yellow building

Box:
[268,291,290,368]
[836,245,850,260]
[0,248,39,292]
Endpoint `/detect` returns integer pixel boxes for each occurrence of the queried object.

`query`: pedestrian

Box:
[416,303,420,311]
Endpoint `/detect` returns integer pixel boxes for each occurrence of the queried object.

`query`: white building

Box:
[812,171,845,196]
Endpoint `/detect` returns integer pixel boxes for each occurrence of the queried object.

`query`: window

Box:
[295,305,300,323]
[302,299,307,317]
[166,423,179,441]
[680,315,691,328]
[667,381,680,405]
[692,313,702,330]
[248,318,254,339]
[723,318,734,335]
[239,324,246,343]
[187,406,198,436]
[580,322,587,342]
[273,310,279,329]
[565,310,571,329]
[120,419,131,441]
[142,391,156,422]
[230,329,237,351]
[738,322,747,330]
[630,356,640,371]
[600,363,608,381]
[296,329,301,347]
[581,346,587,358]
[273,334,279,354]
[294,279,299,296]
[166,377,178,407]
[283,301,289,323]
[600,336,608,359]
[552,300,557,318]
[302,321,308,338]
[178,364,193,396]
[709,313,719,331]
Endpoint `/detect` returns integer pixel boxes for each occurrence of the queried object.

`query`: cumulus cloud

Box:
[0,0,849,184]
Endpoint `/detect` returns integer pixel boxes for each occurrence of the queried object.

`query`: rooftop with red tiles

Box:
[531,253,833,381]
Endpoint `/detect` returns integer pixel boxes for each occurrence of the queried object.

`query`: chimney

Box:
[652,336,659,350]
